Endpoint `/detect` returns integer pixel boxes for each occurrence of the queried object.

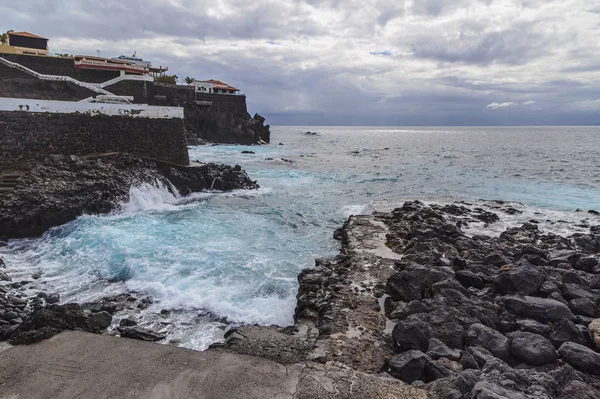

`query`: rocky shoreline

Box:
[218,201,600,398]
[1,200,600,398]
[0,153,258,344]
[0,153,257,238]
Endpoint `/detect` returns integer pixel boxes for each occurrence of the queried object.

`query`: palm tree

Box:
[184,77,196,84]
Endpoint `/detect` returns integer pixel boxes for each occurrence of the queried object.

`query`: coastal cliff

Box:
[105,80,271,145]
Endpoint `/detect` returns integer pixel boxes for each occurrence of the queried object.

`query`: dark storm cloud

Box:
[1,0,598,125]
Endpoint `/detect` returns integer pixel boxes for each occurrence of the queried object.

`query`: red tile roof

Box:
[8,31,48,40]
[201,79,239,91]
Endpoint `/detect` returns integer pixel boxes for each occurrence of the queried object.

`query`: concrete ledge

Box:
[0,331,425,399]
[0,97,183,119]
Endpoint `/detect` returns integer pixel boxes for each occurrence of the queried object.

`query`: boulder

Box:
[458,350,479,370]
[539,281,561,296]
[516,319,552,337]
[404,308,465,349]
[509,259,545,295]
[386,266,451,301]
[562,283,597,301]
[558,342,600,375]
[562,271,589,287]
[119,318,137,328]
[426,338,461,361]
[501,294,575,322]
[575,257,598,273]
[465,324,510,362]
[388,350,430,383]
[89,311,112,330]
[118,326,166,342]
[508,331,557,366]
[466,346,497,368]
[392,322,429,352]
[455,270,484,289]
[550,319,584,347]
[46,293,60,304]
[569,298,600,318]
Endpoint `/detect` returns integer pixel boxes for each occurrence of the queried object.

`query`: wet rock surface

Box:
[0,154,258,238]
[0,270,167,345]
[220,201,600,398]
[2,199,599,397]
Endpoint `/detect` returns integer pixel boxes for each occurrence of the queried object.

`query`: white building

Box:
[190,80,241,95]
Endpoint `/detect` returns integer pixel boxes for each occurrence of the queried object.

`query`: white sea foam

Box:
[341,204,373,217]
[119,180,180,215]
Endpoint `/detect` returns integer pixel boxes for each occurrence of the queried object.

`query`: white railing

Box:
[99,74,153,88]
[0,56,113,95]
[0,97,184,119]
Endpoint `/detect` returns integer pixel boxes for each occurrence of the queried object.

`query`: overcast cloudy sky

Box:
[2,0,599,125]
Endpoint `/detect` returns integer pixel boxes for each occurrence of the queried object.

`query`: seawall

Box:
[0,106,189,171]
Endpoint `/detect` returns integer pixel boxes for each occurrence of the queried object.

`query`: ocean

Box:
[2,126,599,350]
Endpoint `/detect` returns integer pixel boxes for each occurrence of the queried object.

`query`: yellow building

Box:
[0,31,49,56]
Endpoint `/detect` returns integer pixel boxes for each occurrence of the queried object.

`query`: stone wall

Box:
[0,54,120,83]
[0,111,189,171]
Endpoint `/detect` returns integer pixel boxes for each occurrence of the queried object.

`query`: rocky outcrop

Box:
[220,200,600,398]
[183,104,271,145]
[106,81,271,145]
[0,154,257,238]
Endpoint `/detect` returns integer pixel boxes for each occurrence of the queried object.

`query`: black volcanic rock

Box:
[388,350,430,383]
[558,342,600,375]
[118,326,166,342]
[392,321,429,352]
[501,294,575,322]
[0,154,257,238]
[508,331,557,366]
[465,324,510,362]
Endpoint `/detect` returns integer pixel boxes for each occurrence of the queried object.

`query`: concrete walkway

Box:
[0,332,426,399]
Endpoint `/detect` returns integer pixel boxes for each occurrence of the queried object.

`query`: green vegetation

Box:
[184,77,196,84]
[154,74,178,84]
[54,53,73,58]
[0,33,8,45]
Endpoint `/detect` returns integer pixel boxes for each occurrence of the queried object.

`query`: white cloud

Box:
[522,100,536,106]
[486,102,516,109]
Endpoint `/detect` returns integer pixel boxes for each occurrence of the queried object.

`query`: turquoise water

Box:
[2,126,599,349]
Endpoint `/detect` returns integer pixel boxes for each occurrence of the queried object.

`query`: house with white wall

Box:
[190,80,241,95]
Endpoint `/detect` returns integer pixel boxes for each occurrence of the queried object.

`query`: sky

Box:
[2,0,600,126]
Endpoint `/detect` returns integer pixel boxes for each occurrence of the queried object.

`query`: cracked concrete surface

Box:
[0,331,426,399]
